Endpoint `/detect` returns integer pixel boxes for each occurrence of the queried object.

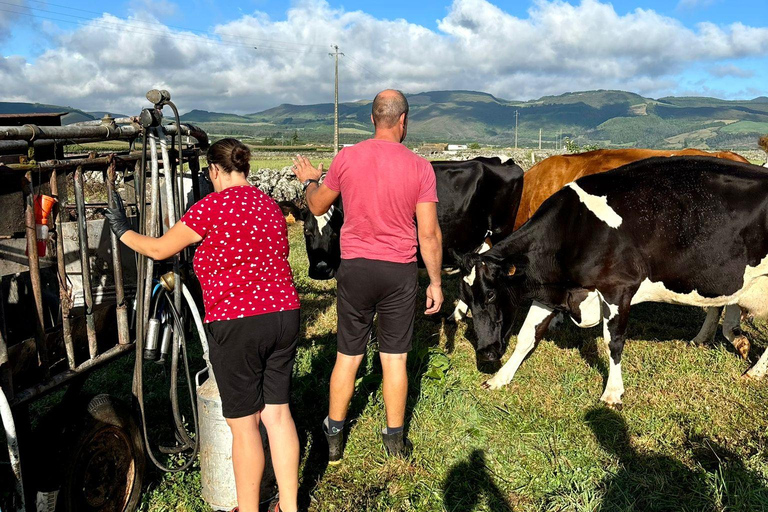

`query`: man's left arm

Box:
[292,155,339,215]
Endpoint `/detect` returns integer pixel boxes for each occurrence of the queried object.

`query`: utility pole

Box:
[539,128,542,150]
[330,44,344,155]
[514,110,519,149]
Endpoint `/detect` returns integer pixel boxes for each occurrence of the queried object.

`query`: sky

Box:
[0,0,766,115]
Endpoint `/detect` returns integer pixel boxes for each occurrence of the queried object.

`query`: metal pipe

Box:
[11,343,135,406]
[1,148,200,171]
[0,123,208,147]
[22,173,50,379]
[0,308,11,399]
[106,158,131,346]
[188,153,201,203]
[0,385,25,511]
[141,130,161,329]
[74,166,98,359]
[49,169,76,370]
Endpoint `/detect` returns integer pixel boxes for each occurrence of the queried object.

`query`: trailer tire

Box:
[56,394,146,512]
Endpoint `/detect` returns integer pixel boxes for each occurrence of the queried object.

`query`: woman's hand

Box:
[104,193,132,240]
[291,155,323,183]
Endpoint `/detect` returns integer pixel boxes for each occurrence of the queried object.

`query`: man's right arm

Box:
[416,202,443,315]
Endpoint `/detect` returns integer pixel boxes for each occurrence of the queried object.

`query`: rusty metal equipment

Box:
[0,91,209,512]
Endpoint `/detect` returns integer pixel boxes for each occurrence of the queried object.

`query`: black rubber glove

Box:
[104,193,132,240]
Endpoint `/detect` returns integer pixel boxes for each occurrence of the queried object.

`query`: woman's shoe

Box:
[268,502,280,512]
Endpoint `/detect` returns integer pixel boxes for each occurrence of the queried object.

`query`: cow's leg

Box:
[746,345,768,380]
[483,302,556,390]
[599,296,631,409]
[722,305,750,359]
[691,306,722,345]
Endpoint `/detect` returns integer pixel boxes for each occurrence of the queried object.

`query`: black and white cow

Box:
[284,156,525,312]
[455,156,768,407]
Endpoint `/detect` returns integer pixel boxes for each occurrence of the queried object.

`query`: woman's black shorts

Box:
[204,309,300,419]
[336,258,418,356]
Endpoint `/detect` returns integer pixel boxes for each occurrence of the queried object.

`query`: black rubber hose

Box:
[135,289,199,473]
[166,289,195,449]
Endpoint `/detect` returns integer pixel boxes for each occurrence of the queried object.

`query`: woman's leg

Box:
[227,412,265,512]
[260,404,299,512]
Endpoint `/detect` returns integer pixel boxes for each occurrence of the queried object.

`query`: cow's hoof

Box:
[733,335,751,360]
[601,400,623,411]
[743,368,767,381]
[482,379,505,390]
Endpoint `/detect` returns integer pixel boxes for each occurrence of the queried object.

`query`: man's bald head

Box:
[372,90,409,128]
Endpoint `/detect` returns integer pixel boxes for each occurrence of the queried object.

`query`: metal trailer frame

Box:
[0,111,208,512]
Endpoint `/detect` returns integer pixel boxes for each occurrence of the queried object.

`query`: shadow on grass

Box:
[442,449,513,512]
[585,407,768,511]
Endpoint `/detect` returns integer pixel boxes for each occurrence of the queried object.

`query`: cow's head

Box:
[453,250,526,367]
[280,200,343,280]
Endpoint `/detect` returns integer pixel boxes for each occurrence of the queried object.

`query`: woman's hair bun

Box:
[207,138,251,175]
[231,145,251,173]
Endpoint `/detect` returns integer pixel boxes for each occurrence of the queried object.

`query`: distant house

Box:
[447,144,468,151]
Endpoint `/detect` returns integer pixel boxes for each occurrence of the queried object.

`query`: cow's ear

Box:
[449,249,471,272]
[278,201,305,221]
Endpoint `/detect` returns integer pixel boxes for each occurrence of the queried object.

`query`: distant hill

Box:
[179,89,768,149]
[0,101,97,124]
[3,90,768,149]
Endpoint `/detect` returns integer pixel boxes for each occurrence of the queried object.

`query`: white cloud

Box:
[0,0,766,115]
[709,64,755,78]
[677,0,717,10]
[0,0,27,42]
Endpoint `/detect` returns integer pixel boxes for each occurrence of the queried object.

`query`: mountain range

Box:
[2,90,768,149]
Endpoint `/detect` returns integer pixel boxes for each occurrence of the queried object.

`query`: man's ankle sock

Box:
[324,416,345,435]
[384,425,404,435]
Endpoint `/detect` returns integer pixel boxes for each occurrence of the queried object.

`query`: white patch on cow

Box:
[570,290,603,328]
[452,300,469,322]
[746,346,768,379]
[478,241,491,254]
[566,182,623,228]
[485,302,553,389]
[463,266,477,286]
[314,205,334,232]
[631,254,768,318]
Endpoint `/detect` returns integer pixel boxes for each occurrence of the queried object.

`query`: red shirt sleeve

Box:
[323,150,344,191]
[417,160,438,203]
[180,194,214,238]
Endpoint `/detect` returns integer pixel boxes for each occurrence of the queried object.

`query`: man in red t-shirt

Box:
[292,89,443,460]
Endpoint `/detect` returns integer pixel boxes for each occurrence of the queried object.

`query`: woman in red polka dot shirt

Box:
[105,138,300,512]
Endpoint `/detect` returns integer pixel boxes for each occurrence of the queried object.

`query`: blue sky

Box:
[0,0,766,113]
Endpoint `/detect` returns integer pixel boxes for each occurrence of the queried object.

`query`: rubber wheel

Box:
[56,394,146,512]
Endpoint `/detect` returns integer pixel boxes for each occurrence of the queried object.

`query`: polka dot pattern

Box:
[180,185,300,323]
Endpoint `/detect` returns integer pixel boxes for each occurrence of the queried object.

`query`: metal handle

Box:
[195,366,209,388]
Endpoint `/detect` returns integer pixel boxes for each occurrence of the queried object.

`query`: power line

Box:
[0,1,329,52]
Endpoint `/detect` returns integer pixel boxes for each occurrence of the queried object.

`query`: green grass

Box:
[8,223,768,511]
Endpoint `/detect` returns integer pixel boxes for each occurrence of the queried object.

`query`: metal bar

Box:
[141,130,161,330]
[106,157,131,346]
[9,343,135,406]
[0,385,25,511]
[22,172,50,380]
[50,169,76,370]
[0,123,208,147]
[1,148,201,171]
[74,166,98,359]
[189,153,201,203]
[0,307,11,399]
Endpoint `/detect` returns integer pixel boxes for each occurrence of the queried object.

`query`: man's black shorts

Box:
[336,258,418,356]
[204,309,300,419]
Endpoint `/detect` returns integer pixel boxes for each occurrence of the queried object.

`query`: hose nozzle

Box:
[160,271,176,292]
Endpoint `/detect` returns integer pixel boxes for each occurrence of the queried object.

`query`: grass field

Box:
[10,222,768,512]
[138,222,768,511]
